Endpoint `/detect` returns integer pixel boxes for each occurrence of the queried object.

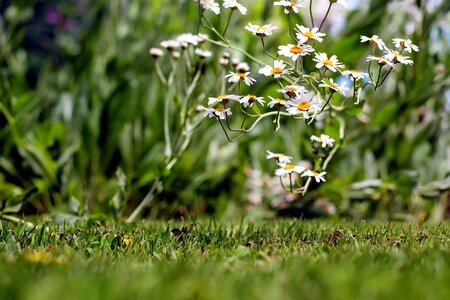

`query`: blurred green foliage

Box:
[0,0,449,221]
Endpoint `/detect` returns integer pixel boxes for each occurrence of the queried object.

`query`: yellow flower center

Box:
[312,171,319,176]
[276,98,286,103]
[329,83,338,90]
[237,72,246,78]
[323,59,334,66]
[286,87,297,92]
[297,101,310,111]
[215,107,224,112]
[283,164,295,170]
[350,69,359,73]
[289,46,303,54]
[305,31,314,38]
[400,40,406,47]
[247,95,257,103]
[272,67,283,74]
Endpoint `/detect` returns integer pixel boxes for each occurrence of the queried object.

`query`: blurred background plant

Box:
[0,0,449,222]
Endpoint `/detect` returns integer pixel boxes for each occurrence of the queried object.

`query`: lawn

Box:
[1,220,450,300]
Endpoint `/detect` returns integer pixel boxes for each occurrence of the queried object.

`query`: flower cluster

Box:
[265,134,334,193]
[362,35,418,67]
[152,0,420,200]
[266,145,329,184]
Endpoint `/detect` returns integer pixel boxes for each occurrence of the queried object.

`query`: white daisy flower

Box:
[176,33,204,46]
[258,60,291,78]
[342,69,369,81]
[295,25,326,43]
[319,78,349,95]
[267,96,288,108]
[245,23,278,37]
[275,163,306,177]
[235,62,250,72]
[278,43,314,61]
[225,71,257,86]
[149,48,164,58]
[223,0,247,15]
[160,39,180,51]
[273,0,307,14]
[286,91,320,119]
[301,170,327,182]
[360,35,386,50]
[200,0,221,14]
[207,94,240,106]
[266,150,292,164]
[310,134,335,148]
[313,53,345,72]
[384,49,414,65]
[202,107,232,119]
[366,55,395,67]
[392,38,419,53]
[240,95,265,108]
[277,85,306,99]
[195,48,212,59]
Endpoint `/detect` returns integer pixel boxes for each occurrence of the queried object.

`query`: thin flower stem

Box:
[183,50,192,73]
[318,3,332,31]
[273,106,281,132]
[279,176,288,191]
[322,144,340,170]
[377,66,394,88]
[368,60,374,83]
[155,61,167,85]
[163,63,179,160]
[374,65,383,90]
[352,80,357,103]
[301,178,312,196]
[126,178,161,223]
[309,0,315,27]
[319,92,334,113]
[222,9,234,37]
[225,112,243,132]
[288,13,296,41]
[180,67,202,126]
[201,16,228,43]
[217,117,246,142]
[205,38,266,65]
[241,107,248,129]
[260,37,277,60]
[196,4,202,34]
[289,173,293,192]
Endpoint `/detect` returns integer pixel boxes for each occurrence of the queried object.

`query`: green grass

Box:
[1,220,450,299]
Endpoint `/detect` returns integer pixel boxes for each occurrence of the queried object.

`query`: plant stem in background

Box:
[309,0,315,27]
[318,3,332,31]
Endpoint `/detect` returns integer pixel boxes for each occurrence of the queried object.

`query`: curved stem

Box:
[377,66,394,88]
[322,144,340,170]
[205,38,266,65]
[260,37,277,60]
[222,9,234,37]
[126,178,161,223]
[318,3,332,31]
[155,61,167,85]
[309,0,315,27]
[319,92,334,113]
[374,65,383,90]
